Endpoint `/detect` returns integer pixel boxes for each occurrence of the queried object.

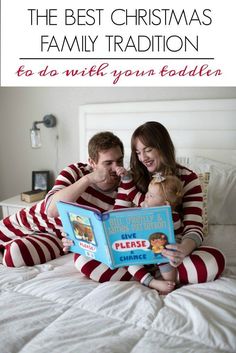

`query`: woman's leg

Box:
[74,246,225,285]
[177,246,226,284]
[74,254,133,282]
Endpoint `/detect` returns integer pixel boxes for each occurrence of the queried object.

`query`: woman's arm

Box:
[180,168,204,246]
[162,167,204,266]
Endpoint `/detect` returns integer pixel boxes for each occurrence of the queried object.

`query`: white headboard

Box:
[78,99,236,167]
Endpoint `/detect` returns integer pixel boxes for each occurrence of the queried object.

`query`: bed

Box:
[1,99,236,353]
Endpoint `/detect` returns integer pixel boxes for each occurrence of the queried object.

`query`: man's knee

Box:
[2,236,64,267]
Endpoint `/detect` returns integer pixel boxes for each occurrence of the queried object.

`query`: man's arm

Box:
[47,168,112,218]
[46,176,91,218]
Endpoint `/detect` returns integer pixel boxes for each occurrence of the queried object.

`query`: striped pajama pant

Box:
[73,246,226,284]
[0,209,64,267]
[0,212,225,284]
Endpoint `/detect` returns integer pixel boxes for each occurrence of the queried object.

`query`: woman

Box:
[73,122,225,287]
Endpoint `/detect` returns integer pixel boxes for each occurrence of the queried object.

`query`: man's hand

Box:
[62,232,74,253]
[86,168,112,184]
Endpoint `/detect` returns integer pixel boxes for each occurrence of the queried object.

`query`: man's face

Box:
[91,146,124,191]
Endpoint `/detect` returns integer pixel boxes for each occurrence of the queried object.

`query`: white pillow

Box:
[190,157,236,225]
[197,172,210,236]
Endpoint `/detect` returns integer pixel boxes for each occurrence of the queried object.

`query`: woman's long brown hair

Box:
[130,121,178,193]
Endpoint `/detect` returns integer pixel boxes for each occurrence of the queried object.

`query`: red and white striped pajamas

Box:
[0,163,116,267]
[0,163,225,284]
[73,166,225,284]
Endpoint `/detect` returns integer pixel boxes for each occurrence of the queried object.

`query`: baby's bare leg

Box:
[162,267,177,282]
[149,267,176,294]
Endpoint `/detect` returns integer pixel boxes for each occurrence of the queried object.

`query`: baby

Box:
[116,167,183,294]
[143,173,183,210]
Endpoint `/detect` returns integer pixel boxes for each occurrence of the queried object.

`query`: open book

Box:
[57,201,176,269]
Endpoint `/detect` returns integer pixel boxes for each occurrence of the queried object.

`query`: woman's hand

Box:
[61,232,74,253]
[162,238,197,267]
[162,244,186,267]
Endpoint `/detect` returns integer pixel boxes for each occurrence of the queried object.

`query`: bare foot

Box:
[149,278,176,295]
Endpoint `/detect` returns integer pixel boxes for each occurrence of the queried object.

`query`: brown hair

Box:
[88,131,124,163]
[150,175,183,209]
[130,121,177,193]
[148,232,168,250]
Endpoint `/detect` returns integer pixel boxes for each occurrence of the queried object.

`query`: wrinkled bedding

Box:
[1,225,236,353]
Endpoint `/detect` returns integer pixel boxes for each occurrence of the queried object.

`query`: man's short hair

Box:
[88,131,124,162]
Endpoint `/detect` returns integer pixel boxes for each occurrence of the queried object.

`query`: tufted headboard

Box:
[78,99,236,167]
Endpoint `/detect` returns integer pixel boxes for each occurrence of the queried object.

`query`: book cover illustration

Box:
[67,213,98,259]
[57,201,176,269]
[69,213,96,245]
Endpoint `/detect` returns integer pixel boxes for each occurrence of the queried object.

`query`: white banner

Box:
[1,0,235,86]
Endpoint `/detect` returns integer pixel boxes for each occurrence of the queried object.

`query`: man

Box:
[0,131,124,267]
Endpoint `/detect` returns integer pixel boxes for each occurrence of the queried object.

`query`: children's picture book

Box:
[57,201,176,269]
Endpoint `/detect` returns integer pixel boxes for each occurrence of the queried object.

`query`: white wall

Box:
[0,87,236,204]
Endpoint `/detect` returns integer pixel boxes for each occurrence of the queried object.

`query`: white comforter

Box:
[1,225,236,353]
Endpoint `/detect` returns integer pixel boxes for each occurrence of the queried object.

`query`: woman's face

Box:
[135,138,162,173]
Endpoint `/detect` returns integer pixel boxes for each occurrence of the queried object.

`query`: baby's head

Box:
[144,174,183,209]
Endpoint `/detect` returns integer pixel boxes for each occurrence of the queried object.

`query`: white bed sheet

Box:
[1,225,236,353]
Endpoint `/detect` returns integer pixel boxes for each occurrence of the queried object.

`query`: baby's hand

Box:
[61,232,74,253]
[141,200,147,208]
[115,166,128,178]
